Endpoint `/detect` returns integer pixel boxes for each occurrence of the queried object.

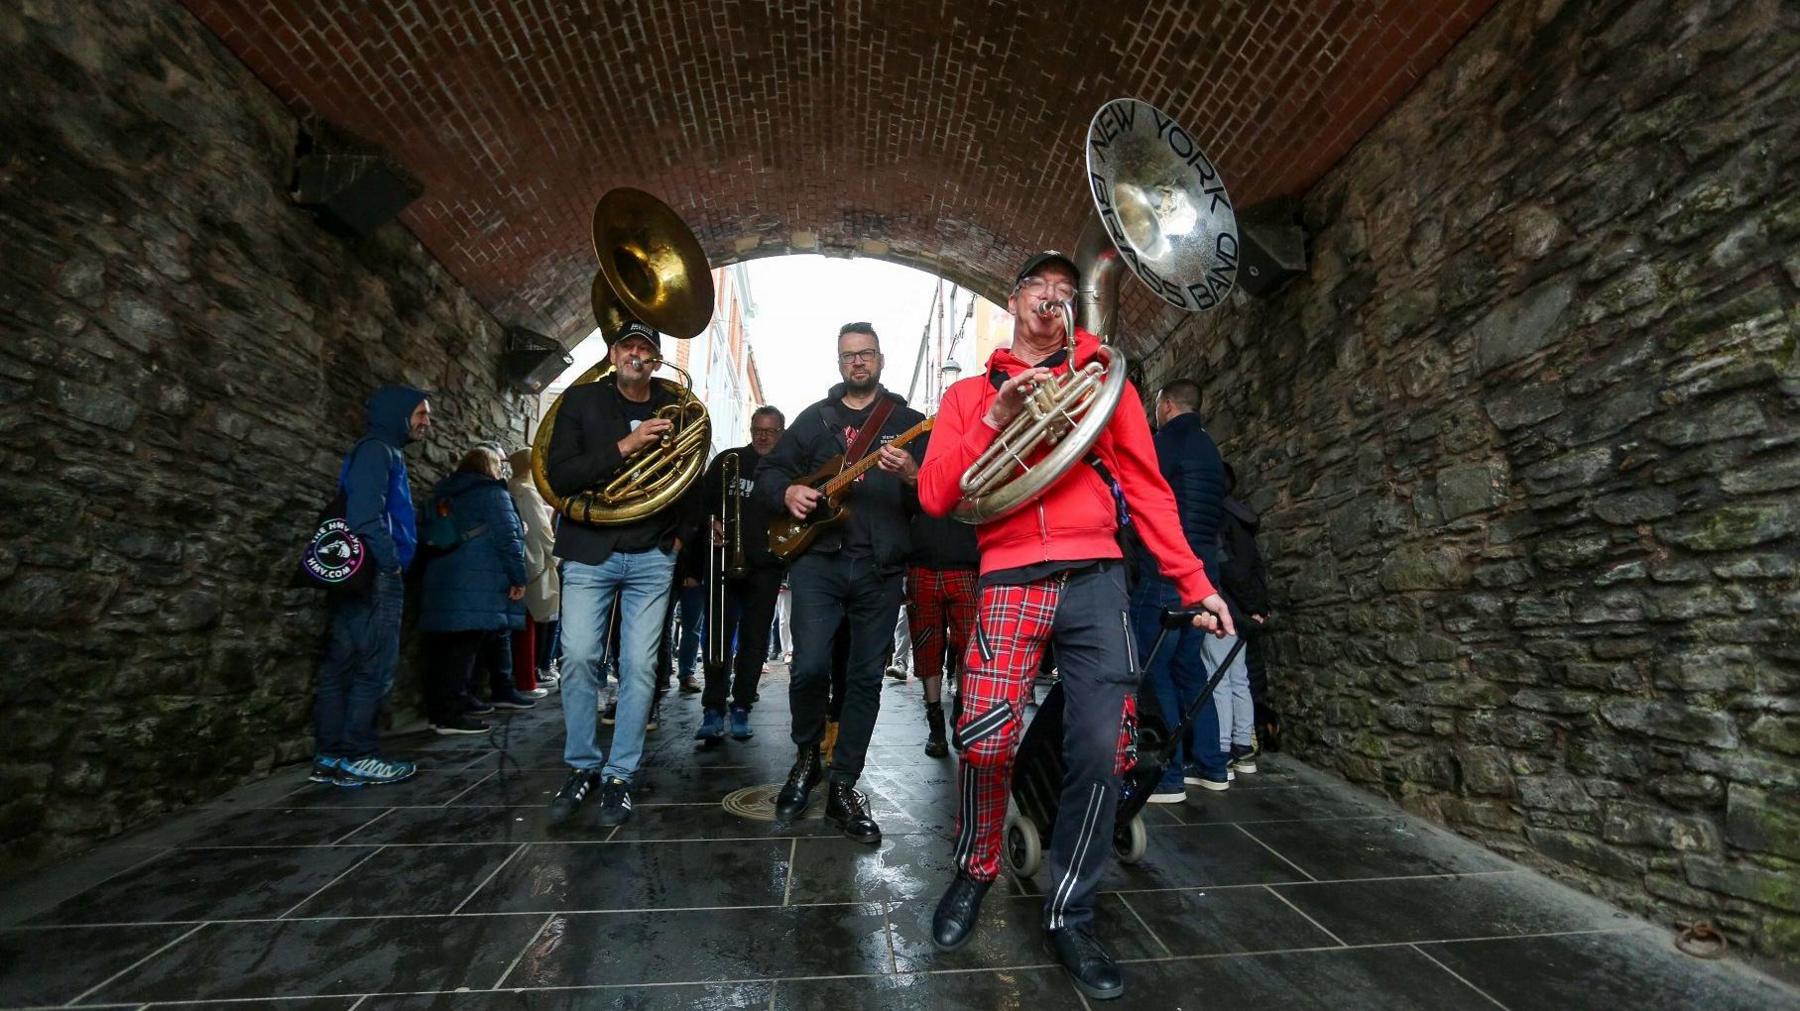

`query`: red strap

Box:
[841,396,897,468]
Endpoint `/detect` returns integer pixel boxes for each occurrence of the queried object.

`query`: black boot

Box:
[924,702,948,758]
[774,744,821,821]
[931,872,992,951]
[1046,925,1124,1000]
[824,777,881,845]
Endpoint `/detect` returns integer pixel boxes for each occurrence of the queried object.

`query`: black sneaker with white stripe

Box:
[548,769,600,827]
[596,776,633,827]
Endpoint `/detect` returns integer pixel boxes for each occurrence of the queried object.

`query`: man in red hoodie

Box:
[917,251,1234,1001]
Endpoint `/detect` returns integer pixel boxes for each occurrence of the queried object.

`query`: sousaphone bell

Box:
[531,188,715,526]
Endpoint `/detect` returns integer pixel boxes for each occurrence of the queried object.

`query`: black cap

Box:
[1014,250,1079,288]
[608,319,661,349]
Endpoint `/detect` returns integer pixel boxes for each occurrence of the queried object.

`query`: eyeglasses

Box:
[838,350,880,364]
[751,426,782,436]
[1017,277,1077,301]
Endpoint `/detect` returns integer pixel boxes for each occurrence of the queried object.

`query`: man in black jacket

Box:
[696,405,788,743]
[755,322,926,844]
[903,496,980,757]
[543,320,701,828]
[1128,378,1235,797]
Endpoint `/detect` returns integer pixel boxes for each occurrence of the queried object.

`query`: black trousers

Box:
[703,566,784,710]
[425,630,489,724]
[788,551,904,782]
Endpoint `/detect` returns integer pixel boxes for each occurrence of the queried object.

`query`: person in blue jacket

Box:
[311,384,431,787]
[418,445,530,734]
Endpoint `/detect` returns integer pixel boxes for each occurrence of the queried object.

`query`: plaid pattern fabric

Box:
[953,580,1061,882]
[904,566,978,682]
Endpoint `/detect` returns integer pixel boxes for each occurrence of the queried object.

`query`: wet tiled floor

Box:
[1,668,1791,1009]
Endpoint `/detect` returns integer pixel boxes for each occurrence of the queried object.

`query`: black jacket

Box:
[906,434,980,569]
[1136,411,1228,574]
[545,378,702,566]
[754,384,926,570]
[704,445,783,571]
[1217,497,1270,617]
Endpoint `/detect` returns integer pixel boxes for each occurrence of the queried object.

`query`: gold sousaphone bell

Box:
[531,188,715,526]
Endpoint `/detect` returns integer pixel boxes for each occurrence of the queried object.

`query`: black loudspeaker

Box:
[291,153,423,238]
[498,327,572,395]
[1236,220,1308,297]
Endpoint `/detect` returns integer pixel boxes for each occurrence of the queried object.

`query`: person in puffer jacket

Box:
[916,250,1235,1001]
[418,445,529,735]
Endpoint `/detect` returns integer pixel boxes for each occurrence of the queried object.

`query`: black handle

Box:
[1160,607,1209,630]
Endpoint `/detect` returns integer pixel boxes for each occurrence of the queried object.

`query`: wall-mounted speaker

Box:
[1235,199,1308,297]
[499,327,572,395]
[289,121,422,238]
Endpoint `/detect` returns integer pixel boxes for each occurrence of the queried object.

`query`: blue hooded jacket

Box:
[1133,411,1228,575]
[416,470,528,633]
[339,385,428,571]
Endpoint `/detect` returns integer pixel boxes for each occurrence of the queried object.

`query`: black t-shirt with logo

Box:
[836,402,877,554]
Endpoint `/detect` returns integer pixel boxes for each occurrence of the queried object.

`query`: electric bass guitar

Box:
[767,417,934,562]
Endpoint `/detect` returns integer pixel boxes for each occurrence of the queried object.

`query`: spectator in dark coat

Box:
[419,445,531,734]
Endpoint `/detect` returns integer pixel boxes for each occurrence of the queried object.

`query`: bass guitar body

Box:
[766,455,849,563]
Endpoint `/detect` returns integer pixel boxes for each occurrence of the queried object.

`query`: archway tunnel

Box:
[1,0,1796,971]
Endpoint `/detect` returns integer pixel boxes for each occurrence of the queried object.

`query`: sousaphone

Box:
[953,98,1239,523]
[531,188,715,525]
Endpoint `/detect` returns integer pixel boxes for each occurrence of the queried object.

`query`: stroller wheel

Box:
[1114,814,1148,864]
[1005,813,1044,877]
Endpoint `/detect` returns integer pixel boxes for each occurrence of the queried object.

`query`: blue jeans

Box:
[314,568,404,759]
[672,582,706,678]
[1128,577,1228,782]
[560,548,676,779]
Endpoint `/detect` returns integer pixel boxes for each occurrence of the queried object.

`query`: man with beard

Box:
[695,405,788,742]
[754,322,925,844]
[543,320,700,828]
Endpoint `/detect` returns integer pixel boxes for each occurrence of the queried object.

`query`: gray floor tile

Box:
[773,968,1086,1009]
[31,847,377,925]
[1106,946,1497,1009]
[84,914,547,1002]
[1419,929,1796,1011]
[360,982,775,1011]
[506,904,892,986]
[0,923,191,1005]
[286,844,523,918]
[1237,816,1513,880]
[460,839,791,912]
[1274,871,1629,944]
[886,893,1160,972]
[1119,886,1342,955]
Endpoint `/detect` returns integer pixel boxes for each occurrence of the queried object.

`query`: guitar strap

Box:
[839,395,897,472]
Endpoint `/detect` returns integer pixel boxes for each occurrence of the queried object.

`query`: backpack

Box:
[416,488,489,562]
[1214,502,1268,621]
[299,487,374,594]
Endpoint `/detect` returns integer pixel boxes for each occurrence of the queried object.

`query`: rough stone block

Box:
[1726,785,1800,861]
[1518,775,1600,813]
[1437,461,1510,519]
[1474,278,1575,374]
[1659,502,1798,551]
[1601,800,1721,853]
[1599,699,1738,748]
[1746,714,1800,756]
[1378,545,1470,591]
[1683,855,1800,913]
[1527,826,1642,879]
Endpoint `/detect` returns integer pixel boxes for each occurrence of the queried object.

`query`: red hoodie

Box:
[918,329,1217,605]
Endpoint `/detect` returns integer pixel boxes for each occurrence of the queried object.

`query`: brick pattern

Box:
[178,0,1493,347]
[1142,0,1800,959]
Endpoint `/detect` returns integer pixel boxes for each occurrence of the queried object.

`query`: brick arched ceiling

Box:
[182,0,1496,348]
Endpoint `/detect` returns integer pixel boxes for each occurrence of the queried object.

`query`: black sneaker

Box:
[464,698,496,716]
[924,702,948,758]
[548,769,600,826]
[433,715,490,736]
[490,690,538,711]
[1228,743,1259,774]
[600,700,617,725]
[1046,925,1124,1000]
[596,777,633,827]
[678,676,701,694]
[645,702,661,732]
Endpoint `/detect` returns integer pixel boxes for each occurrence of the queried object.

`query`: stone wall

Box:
[1143,0,1799,959]
[0,0,532,872]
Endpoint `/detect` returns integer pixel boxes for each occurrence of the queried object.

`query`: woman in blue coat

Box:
[419,446,530,733]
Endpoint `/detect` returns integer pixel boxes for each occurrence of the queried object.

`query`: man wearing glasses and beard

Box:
[754,322,926,844]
